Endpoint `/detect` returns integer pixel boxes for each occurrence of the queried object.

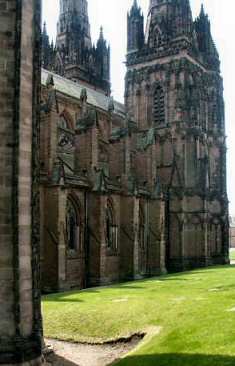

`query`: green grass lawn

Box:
[42,265,235,366]
[230,249,235,260]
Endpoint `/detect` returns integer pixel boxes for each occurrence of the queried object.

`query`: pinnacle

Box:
[43,21,47,34]
[99,26,104,40]
[130,0,141,13]
[200,4,205,17]
[133,0,138,8]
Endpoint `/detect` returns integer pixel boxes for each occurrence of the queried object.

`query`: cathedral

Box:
[40,0,229,292]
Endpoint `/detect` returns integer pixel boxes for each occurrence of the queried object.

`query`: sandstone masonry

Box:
[40,0,229,292]
[0,0,42,364]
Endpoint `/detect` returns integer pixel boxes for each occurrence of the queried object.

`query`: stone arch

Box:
[59,109,75,130]
[208,216,223,256]
[153,25,164,48]
[105,198,118,250]
[66,194,83,252]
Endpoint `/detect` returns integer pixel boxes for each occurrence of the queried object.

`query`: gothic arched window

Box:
[59,115,69,129]
[153,85,165,125]
[154,31,163,48]
[66,198,80,251]
[106,201,118,251]
[59,110,74,130]
[139,206,146,250]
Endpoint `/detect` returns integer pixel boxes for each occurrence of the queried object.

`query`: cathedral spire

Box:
[42,21,55,69]
[98,26,104,42]
[145,0,193,46]
[54,0,111,95]
[200,3,205,17]
[127,0,144,53]
[194,4,220,70]
[96,27,110,85]
[43,21,47,35]
[131,0,139,14]
[57,0,91,49]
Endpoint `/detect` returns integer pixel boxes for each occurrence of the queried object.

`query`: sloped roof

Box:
[41,69,125,117]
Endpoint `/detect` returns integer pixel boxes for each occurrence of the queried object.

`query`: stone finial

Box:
[108,97,115,113]
[200,4,205,17]
[46,73,54,88]
[43,21,47,35]
[80,88,87,103]
[99,26,104,41]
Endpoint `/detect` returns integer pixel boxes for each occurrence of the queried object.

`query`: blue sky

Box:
[42,0,235,215]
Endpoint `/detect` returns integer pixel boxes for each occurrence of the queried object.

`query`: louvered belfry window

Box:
[154,85,165,125]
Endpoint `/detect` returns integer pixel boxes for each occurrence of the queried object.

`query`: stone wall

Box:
[125,56,229,271]
[0,0,42,364]
[40,82,165,291]
[230,227,235,248]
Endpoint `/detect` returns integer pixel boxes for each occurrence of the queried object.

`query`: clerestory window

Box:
[154,31,163,48]
[153,85,165,125]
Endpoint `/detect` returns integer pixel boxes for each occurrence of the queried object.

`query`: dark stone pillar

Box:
[0,0,42,364]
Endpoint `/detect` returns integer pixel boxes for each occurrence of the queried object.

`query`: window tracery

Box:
[153,85,165,124]
[154,30,163,48]
[106,201,118,251]
[66,198,80,251]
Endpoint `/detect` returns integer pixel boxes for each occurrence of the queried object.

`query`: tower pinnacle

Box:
[99,26,104,41]
[52,0,111,95]
[127,0,144,53]
[145,0,193,46]
[194,4,220,70]
[57,0,91,49]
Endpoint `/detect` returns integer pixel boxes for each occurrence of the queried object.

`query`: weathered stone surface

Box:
[42,0,111,95]
[40,0,229,292]
[0,0,42,364]
[126,0,229,271]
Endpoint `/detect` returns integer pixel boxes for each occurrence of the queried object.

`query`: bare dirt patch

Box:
[44,335,143,366]
[44,327,161,366]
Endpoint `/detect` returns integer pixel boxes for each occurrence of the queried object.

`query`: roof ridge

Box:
[41,68,125,116]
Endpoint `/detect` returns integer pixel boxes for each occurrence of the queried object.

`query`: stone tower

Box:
[42,0,111,95]
[57,0,92,50]
[127,0,144,53]
[126,0,229,271]
[0,0,42,364]
[42,22,55,70]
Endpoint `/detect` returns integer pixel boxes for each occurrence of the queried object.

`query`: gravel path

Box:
[45,337,141,366]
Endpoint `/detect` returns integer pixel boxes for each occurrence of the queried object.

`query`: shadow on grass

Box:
[43,298,83,303]
[43,293,84,303]
[43,265,235,300]
[113,285,145,290]
[114,353,235,366]
[43,288,101,302]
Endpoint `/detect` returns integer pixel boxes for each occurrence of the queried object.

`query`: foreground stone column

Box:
[0,0,42,364]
